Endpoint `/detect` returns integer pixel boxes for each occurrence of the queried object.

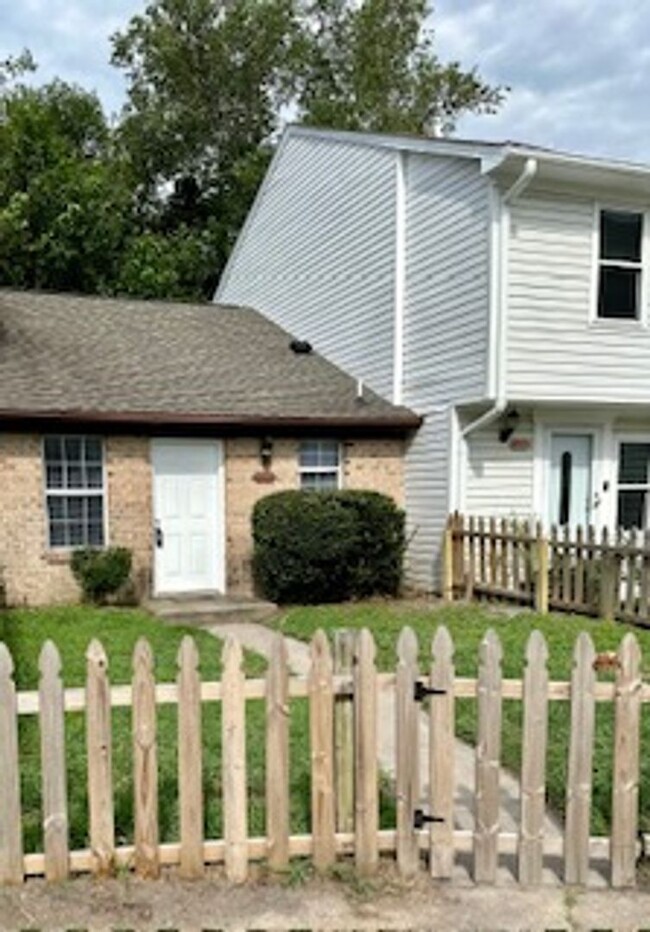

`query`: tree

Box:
[0,80,134,291]
[296,0,505,135]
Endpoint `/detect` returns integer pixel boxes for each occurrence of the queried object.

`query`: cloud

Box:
[1,0,140,117]
[2,0,650,160]
[432,0,650,161]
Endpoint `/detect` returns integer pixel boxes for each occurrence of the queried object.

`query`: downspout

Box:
[393,150,406,405]
[461,157,538,439]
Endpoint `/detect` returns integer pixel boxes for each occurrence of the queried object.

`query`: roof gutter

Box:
[0,408,422,434]
[463,157,538,438]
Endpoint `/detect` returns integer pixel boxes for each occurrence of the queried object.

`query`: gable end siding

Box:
[218,135,397,399]
[402,154,491,586]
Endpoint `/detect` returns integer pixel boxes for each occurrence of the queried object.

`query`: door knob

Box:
[155,524,164,548]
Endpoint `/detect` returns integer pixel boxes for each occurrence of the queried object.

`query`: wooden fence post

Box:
[518,631,549,886]
[474,629,502,884]
[266,632,290,872]
[0,643,23,885]
[429,626,455,880]
[354,629,378,876]
[39,641,69,882]
[333,629,356,834]
[611,633,641,888]
[600,527,619,621]
[396,627,420,877]
[309,630,336,871]
[222,636,248,884]
[535,533,549,614]
[442,518,454,602]
[564,632,596,885]
[132,638,159,879]
[177,636,204,880]
[86,639,114,877]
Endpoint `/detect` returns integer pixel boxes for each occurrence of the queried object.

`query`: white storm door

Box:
[152,440,223,594]
[548,433,593,529]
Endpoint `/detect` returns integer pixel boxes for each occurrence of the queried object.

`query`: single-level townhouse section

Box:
[0,290,420,606]
[217,125,650,590]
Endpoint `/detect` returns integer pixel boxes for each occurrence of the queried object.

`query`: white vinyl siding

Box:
[464,419,535,518]
[506,189,650,402]
[402,155,491,587]
[218,135,397,399]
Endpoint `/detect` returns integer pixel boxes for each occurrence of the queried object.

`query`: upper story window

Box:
[299,440,341,490]
[597,209,644,320]
[44,436,105,548]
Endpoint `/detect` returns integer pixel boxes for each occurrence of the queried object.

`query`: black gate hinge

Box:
[413,681,447,702]
[413,808,445,830]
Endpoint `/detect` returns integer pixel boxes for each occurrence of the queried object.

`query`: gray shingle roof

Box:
[0,290,419,430]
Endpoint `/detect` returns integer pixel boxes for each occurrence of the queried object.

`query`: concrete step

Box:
[144,595,277,628]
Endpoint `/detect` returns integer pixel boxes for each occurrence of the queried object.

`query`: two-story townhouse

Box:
[217,125,650,591]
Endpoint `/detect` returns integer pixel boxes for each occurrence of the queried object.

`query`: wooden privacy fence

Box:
[445,513,650,625]
[0,627,647,888]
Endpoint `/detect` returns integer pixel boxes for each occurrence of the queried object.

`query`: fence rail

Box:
[445,514,650,625]
[0,628,647,889]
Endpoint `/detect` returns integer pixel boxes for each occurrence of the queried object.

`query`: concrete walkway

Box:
[206,621,576,885]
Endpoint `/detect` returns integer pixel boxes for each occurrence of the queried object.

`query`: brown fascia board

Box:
[0,408,422,436]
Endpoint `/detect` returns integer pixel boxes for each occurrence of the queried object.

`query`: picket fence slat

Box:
[0,643,23,885]
[474,629,502,884]
[86,639,114,877]
[177,636,204,880]
[333,629,356,834]
[266,632,290,872]
[396,627,419,877]
[565,632,596,885]
[611,633,642,888]
[223,636,248,884]
[309,630,336,871]
[429,625,455,880]
[39,641,69,883]
[518,631,549,886]
[355,629,378,876]
[132,638,159,879]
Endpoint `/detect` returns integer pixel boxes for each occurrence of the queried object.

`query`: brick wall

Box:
[0,432,404,606]
[0,434,152,606]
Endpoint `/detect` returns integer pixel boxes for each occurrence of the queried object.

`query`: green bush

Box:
[252,490,405,604]
[71,547,133,604]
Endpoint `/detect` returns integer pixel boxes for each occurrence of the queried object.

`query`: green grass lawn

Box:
[273,600,650,837]
[0,606,303,855]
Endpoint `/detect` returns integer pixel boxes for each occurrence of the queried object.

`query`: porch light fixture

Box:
[260,436,274,468]
[498,408,520,444]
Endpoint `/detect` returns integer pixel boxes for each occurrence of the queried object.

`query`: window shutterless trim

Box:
[298,440,343,490]
[41,435,108,550]
[591,203,649,325]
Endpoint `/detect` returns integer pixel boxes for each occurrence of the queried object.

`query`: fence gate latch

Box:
[413,682,447,702]
[413,808,445,830]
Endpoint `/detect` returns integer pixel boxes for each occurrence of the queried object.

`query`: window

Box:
[44,436,105,547]
[597,209,644,320]
[617,442,650,529]
[298,440,341,490]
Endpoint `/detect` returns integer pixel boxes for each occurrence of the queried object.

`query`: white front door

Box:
[152,440,223,594]
[548,433,593,529]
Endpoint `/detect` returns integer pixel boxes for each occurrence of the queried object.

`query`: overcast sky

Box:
[2,0,649,162]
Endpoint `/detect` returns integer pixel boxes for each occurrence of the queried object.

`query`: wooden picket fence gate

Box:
[0,627,646,888]
[445,513,650,625]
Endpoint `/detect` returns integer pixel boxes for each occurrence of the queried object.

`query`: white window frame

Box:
[615,434,650,532]
[590,203,649,326]
[298,440,342,491]
[42,435,108,550]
